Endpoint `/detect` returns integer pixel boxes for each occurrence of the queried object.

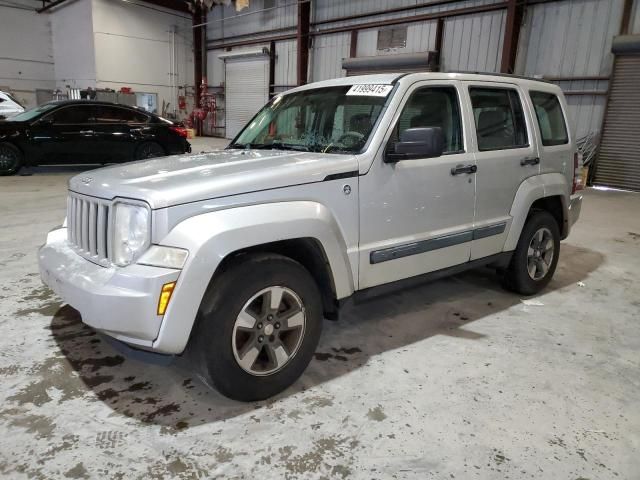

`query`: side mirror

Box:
[385,127,445,163]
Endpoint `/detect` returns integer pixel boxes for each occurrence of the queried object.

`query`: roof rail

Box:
[444,71,554,84]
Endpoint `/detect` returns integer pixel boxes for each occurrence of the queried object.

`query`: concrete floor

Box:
[0,145,638,479]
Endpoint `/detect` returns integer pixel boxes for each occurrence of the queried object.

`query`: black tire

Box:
[0,143,23,176]
[503,210,561,295]
[191,253,323,401]
[134,141,165,160]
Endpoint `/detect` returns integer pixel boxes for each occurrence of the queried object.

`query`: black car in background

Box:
[0,100,191,175]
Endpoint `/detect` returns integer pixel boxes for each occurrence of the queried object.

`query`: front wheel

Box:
[502,211,560,295]
[191,253,323,401]
[0,143,23,176]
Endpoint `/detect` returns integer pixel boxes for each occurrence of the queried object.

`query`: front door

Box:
[463,82,540,260]
[30,105,96,164]
[358,80,476,290]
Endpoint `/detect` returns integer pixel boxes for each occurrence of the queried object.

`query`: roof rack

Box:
[444,71,554,84]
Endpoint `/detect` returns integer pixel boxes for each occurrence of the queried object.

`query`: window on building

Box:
[389,86,464,154]
[530,91,568,146]
[377,26,407,50]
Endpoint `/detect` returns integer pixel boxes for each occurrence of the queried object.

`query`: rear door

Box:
[92,105,150,163]
[463,82,540,260]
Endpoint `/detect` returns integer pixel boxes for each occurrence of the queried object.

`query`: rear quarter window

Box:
[529,91,568,146]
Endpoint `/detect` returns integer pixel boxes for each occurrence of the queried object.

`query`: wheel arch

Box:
[151,201,355,354]
[213,238,340,321]
[504,173,570,251]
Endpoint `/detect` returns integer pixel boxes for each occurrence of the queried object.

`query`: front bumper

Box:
[38,228,180,350]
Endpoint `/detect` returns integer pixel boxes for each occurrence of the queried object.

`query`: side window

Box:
[391,86,464,153]
[529,91,568,146]
[469,88,528,151]
[48,106,93,124]
[93,106,148,124]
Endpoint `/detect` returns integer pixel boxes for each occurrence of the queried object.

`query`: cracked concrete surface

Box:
[0,144,639,479]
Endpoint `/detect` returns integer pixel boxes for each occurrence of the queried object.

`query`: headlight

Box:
[112,200,151,267]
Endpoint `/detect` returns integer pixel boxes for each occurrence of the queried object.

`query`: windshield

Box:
[229,85,392,154]
[10,102,58,122]
[5,93,24,109]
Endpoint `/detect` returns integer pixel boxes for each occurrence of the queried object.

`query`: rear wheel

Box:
[134,141,165,160]
[0,143,23,176]
[191,253,323,401]
[503,211,560,295]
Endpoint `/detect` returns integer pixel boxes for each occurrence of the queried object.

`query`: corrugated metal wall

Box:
[207,0,629,139]
[207,0,297,40]
[515,0,624,139]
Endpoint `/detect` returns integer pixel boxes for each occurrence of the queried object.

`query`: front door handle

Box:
[79,130,94,134]
[520,157,540,166]
[451,164,477,175]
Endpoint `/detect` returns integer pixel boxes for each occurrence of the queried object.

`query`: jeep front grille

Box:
[67,192,111,266]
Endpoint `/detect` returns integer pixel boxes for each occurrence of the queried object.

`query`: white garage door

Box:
[225,56,269,139]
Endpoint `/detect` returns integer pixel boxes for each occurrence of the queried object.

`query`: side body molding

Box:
[503,173,570,251]
[152,201,355,354]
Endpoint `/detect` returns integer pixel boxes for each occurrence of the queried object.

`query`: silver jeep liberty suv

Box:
[39,72,583,401]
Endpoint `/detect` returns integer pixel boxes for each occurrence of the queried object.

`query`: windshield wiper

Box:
[251,142,310,152]
[228,142,310,152]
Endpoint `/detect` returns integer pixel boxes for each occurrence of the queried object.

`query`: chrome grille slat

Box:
[89,202,97,255]
[97,204,107,259]
[81,199,89,251]
[67,191,112,266]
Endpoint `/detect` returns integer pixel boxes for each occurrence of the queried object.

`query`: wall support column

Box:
[434,18,445,71]
[500,0,524,73]
[193,3,205,108]
[296,0,311,85]
[349,30,358,58]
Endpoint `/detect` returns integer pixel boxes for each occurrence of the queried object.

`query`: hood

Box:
[68,149,358,209]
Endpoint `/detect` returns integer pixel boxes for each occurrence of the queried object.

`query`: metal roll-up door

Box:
[224,55,269,139]
[593,42,640,190]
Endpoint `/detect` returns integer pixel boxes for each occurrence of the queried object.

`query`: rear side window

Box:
[469,88,528,151]
[93,106,148,124]
[529,91,568,146]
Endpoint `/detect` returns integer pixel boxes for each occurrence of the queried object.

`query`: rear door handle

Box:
[79,130,94,134]
[451,164,477,175]
[520,157,540,166]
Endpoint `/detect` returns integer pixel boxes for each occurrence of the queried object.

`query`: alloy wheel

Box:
[527,227,554,280]
[232,286,306,376]
[0,146,18,173]
[139,143,164,159]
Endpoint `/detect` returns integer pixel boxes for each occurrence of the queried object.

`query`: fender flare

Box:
[503,173,570,251]
[151,201,355,354]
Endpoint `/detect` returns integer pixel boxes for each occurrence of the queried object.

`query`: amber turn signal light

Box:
[157,282,176,316]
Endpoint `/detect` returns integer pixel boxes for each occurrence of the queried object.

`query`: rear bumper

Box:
[38,227,180,349]
[568,193,583,228]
